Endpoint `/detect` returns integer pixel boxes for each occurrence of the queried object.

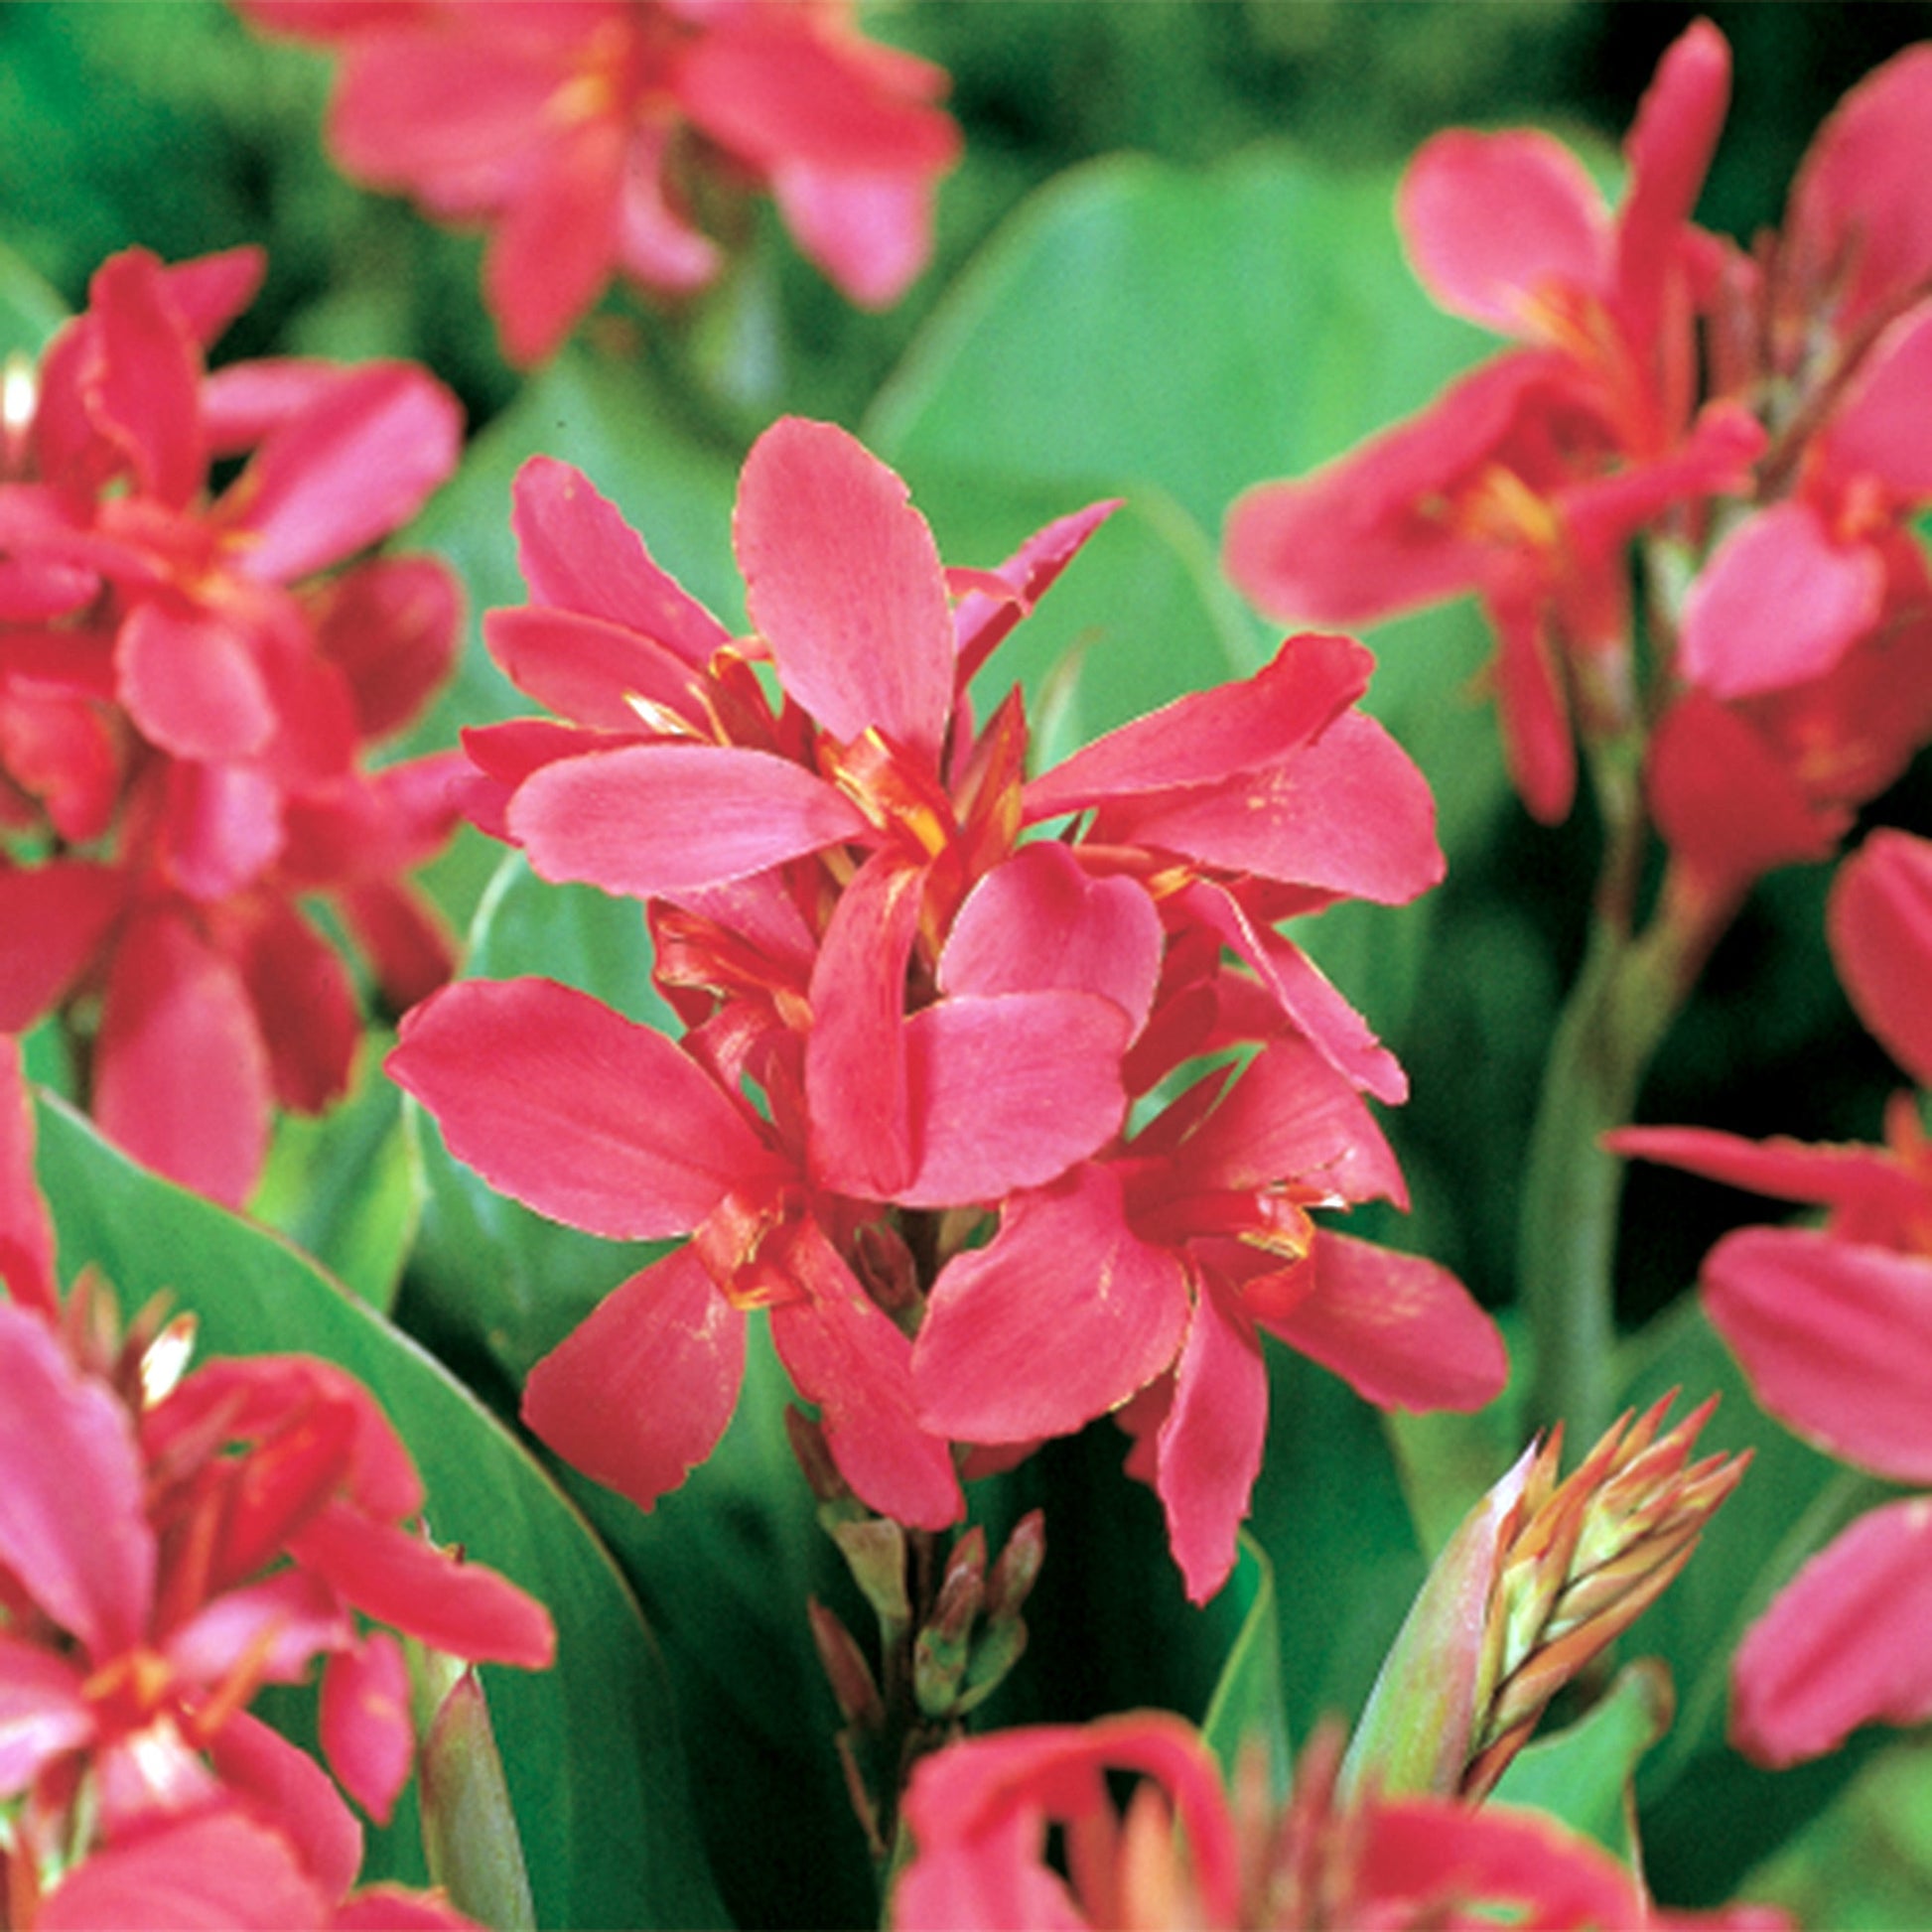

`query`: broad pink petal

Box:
[769,1220,962,1530]
[203,357,352,453]
[737,417,954,766]
[939,844,1163,1041]
[0,557,98,621]
[616,123,723,294]
[0,861,125,1033]
[228,362,462,584]
[915,1165,1190,1442]
[388,977,784,1241]
[1609,1123,1927,1236]
[207,1710,364,1903]
[85,248,205,509]
[522,1248,747,1512]
[1787,44,1932,338]
[483,119,623,367]
[483,606,718,736]
[509,742,866,897]
[316,555,461,741]
[93,906,272,1209]
[1173,1035,1407,1208]
[116,599,274,761]
[897,992,1129,1209]
[0,1301,154,1658]
[1103,709,1443,903]
[1154,1272,1267,1604]
[321,1633,413,1824]
[1025,632,1371,820]
[1704,1226,1932,1484]
[1732,1497,1932,1766]
[772,165,935,308]
[165,1570,350,1689]
[1680,502,1884,697]
[1253,1232,1506,1414]
[0,1037,58,1319]
[287,1502,554,1669]
[509,457,730,661]
[37,1809,333,1930]
[1818,302,1932,498]
[161,760,285,902]
[805,852,923,1200]
[0,1634,91,1796]
[1829,827,1932,1088]
[1399,129,1611,334]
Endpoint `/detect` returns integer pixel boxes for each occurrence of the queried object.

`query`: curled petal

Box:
[1829,827,1932,1089]
[207,1710,364,1902]
[522,1249,747,1514]
[320,1633,414,1825]
[85,248,205,510]
[1731,1496,1932,1765]
[116,599,274,762]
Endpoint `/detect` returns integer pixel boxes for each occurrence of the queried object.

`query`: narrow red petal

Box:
[915,1165,1189,1442]
[85,248,205,509]
[321,1633,414,1824]
[1829,827,1932,1089]
[0,1037,58,1319]
[0,861,125,1034]
[317,555,461,741]
[522,1248,746,1513]
[228,899,360,1115]
[737,417,955,767]
[388,977,783,1241]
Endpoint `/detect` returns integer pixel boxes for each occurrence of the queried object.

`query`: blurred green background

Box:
[8,3,1932,1924]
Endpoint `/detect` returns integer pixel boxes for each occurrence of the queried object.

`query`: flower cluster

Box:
[388,416,1506,1603]
[0,244,466,1206]
[234,0,964,365]
[0,1038,554,1927]
[1225,24,1932,924]
[1614,827,1932,1767]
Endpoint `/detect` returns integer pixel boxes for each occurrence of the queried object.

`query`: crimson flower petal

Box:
[0,1301,154,1659]
[939,844,1163,1042]
[227,899,360,1115]
[522,1248,747,1514]
[1025,632,1372,821]
[316,556,461,741]
[768,1221,962,1530]
[915,1164,1190,1443]
[1399,129,1611,334]
[159,244,268,348]
[771,165,935,309]
[85,248,205,510]
[1818,302,1932,498]
[287,1502,554,1669]
[1829,827,1932,1089]
[0,1634,91,1797]
[897,992,1129,1209]
[388,977,784,1242]
[1679,501,1884,698]
[0,861,125,1034]
[116,599,275,762]
[207,1711,364,1902]
[1485,567,1576,825]
[36,1809,333,1931]
[737,417,955,767]
[92,906,272,1209]
[509,743,867,898]
[1731,1496,1932,1766]
[509,458,730,662]
[1153,1272,1268,1605]
[228,362,462,585]
[321,1633,413,1824]
[1704,1225,1932,1485]
[1252,1232,1506,1414]
[954,498,1119,686]
[0,1038,58,1320]
[483,605,714,735]
[161,760,285,903]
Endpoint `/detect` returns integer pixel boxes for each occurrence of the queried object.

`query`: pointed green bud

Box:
[985,1509,1046,1623]
[785,1406,852,1508]
[955,1613,1030,1716]
[829,1517,912,1630]
[419,1670,536,1932]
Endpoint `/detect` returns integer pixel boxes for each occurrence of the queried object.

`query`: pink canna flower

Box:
[234,0,963,364]
[0,1041,550,1922]
[1612,828,1932,1765]
[397,416,1491,1580]
[0,246,466,1206]
[891,1710,1736,1931]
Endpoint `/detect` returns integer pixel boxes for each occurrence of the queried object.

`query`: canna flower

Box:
[1224,21,1757,825]
[234,0,963,364]
[1612,828,1932,1764]
[398,417,1486,1583]
[892,1710,1760,1931]
[0,1046,552,1922]
[0,245,466,1205]
[1344,1395,1746,1802]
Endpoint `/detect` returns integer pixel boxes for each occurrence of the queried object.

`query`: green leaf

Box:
[1489,1659,1674,1863]
[0,233,66,356]
[1200,1534,1289,1796]
[249,1047,421,1315]
[33,1092,727,1932]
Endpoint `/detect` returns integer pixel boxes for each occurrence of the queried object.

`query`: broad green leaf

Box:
[250,1047,420,1314]
[1201,1535,1289,1797]
[1489,1659,1674,1864]
[0,233,65,355]
[33,1092,727,1932]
